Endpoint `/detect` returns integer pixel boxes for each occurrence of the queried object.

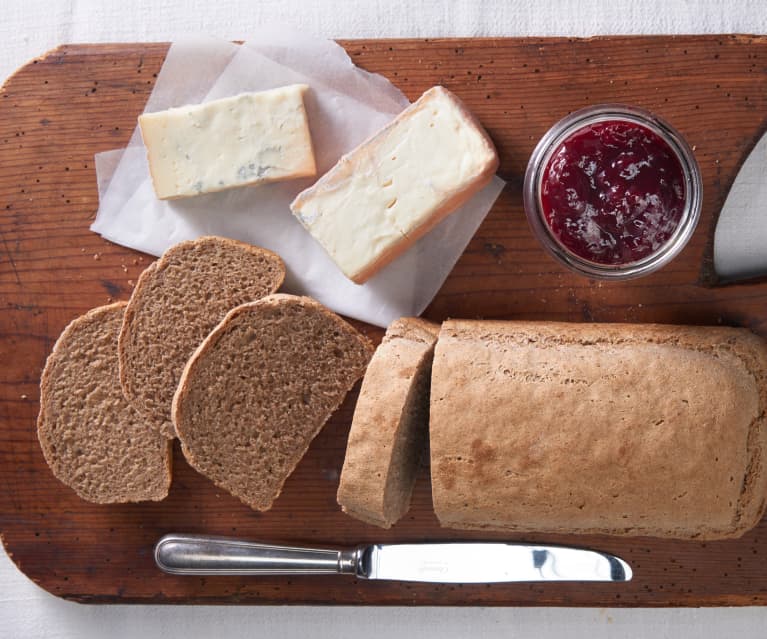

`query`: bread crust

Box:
[430,320,767,540]
[337,317,439,527]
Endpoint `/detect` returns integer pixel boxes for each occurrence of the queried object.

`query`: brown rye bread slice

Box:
[172,294,374,511]
[37,302,172,503]
[337,317,439,528]
[118,236,285,438]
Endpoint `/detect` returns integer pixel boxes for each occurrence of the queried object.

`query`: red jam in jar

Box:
[540,120,686,266]
[524,105,702,280]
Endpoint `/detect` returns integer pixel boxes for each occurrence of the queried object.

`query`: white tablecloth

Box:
[3,1,767,636]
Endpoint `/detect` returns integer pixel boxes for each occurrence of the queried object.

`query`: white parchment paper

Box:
[91,27,505,327]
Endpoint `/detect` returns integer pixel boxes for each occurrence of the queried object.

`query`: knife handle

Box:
[154,534,361,576]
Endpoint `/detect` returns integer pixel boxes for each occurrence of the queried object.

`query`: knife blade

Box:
[154,534,631,583]
[713,127,767,281]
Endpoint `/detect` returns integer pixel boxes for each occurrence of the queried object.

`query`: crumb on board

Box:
[93,253,100,260]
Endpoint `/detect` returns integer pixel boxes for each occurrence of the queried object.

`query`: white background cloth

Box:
[3,1,767,637]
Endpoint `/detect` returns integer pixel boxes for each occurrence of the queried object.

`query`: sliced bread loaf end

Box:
[337,317,440,528]
[430,320,767,540]
[118,236,285,438]
[172,294,374,511]
[37,302,172,503]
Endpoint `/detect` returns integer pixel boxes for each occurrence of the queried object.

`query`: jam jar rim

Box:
[523,103,703,280]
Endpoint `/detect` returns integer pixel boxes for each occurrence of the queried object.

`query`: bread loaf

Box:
[430,320,767,540]
[172,294,374,511]
[118,236,285,438]
[337,317,439,527]
[37,303,172,503]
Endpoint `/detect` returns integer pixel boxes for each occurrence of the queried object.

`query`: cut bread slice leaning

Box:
[37,302,172,503]
[337,317,440,528]
[118,236,285,438]
[172,294,374,511]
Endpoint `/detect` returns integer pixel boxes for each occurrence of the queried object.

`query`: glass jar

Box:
[523,104,702,280]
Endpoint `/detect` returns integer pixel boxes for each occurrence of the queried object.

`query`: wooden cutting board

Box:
[2,36,767,606]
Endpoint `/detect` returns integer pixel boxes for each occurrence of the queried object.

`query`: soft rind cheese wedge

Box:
[290,86,499,284]
[139,85,317,200]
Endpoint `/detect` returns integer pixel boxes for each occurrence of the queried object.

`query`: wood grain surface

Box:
[1,36,767,606]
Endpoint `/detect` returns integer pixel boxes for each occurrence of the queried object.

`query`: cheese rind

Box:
[139,85,316,200]
[290,86,499,283]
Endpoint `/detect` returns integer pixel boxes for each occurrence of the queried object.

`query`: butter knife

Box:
[713,127,767,281]
[154,534,631,583]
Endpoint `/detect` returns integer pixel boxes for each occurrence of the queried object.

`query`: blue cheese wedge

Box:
[290,86,498,284]
[139,85,316,200]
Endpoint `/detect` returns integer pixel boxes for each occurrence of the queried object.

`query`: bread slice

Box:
[118,236,285,438]
[430,320,767,540]
[37,303,172,503]
[172,294,374,511]
[337,317,439,527]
